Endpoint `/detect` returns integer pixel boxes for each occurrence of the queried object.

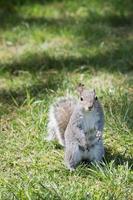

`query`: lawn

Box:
[0,0,133,199]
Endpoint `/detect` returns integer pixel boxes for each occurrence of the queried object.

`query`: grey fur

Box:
[46,86,104,170]
[46,96,77,146]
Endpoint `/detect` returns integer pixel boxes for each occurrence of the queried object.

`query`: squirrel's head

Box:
[76,83,98,112]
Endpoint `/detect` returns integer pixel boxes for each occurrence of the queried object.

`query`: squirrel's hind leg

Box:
[65,144,82,171]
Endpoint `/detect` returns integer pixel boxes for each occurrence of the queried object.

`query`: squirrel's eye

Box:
[80,97,83,101]
[95,96,98,100]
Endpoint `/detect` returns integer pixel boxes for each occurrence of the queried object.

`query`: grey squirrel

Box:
[46,83,104,171]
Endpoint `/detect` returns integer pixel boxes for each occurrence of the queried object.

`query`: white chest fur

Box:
[81,110,99,133]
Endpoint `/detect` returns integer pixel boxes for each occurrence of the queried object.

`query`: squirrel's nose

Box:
[88,106,93,110]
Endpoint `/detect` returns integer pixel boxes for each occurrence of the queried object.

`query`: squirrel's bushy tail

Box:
[46,97,77,146]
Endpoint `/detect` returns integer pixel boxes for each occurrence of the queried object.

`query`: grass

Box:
[0,0,133,199]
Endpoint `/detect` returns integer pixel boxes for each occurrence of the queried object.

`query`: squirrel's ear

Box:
[76,83,85,94]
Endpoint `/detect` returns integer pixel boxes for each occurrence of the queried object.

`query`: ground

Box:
[0,0,133,199]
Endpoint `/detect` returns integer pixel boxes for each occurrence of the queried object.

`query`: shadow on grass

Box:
[105,147,133,169]
[79,147,133,171]
[1,39,133,75]
[0,6,132,31]
[0,0,133,116]
[0,0,132,73]
[0,0,59,8]
[0,13,76,31]
[106,0,133,16]
[0,0,132,33]
[0,71,64,116]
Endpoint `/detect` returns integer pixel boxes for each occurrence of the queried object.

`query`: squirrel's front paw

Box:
[69,167,75,172]
[96,131,102,140]
[80,139,88,149]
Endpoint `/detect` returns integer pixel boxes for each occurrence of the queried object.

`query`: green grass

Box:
[0,0,133,199]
